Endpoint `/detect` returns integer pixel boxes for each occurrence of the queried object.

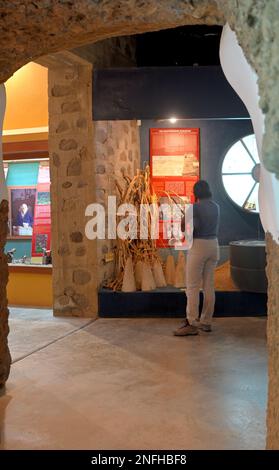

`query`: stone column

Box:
[266,233,279,449]
[0,84,11,387]
[0,200,11,387]
[94,120,141,285]
[49,63,98,317]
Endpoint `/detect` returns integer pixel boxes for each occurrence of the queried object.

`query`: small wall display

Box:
[150,128,200,247]
[34,233,48,253]
[31,163,51,258]
[150,128,200,200]
[37,191,51,205]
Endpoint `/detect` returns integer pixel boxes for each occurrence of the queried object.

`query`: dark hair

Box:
[193,180,212,200]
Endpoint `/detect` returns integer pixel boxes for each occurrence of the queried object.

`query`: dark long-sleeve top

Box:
[181,199,220,240]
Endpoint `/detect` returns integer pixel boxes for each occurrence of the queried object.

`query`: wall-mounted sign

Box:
[31,163,51,258]
[150,128,200,247]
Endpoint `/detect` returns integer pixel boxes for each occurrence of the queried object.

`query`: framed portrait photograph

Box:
[9,187,37,238]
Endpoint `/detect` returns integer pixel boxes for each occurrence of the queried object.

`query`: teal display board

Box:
[6,162,39,186]
[6,161,40,260]
[5,239,32,260]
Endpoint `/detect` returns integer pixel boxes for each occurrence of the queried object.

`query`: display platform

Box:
[98,288,267,318]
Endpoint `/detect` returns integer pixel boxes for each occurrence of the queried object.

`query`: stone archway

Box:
[0,0,279,449]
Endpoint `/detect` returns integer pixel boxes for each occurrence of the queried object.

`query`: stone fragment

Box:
[59,138,78,151]
[64,70,77,81]
[96,164,105,174]
[107,146,114,156]
[76,117,87,128]
[106,163,114,175]
[70,231,83,243]
[75,246,86,257]
[96,189,105,202]
[122,123,129,134]
[102,244,109,254]
[61,101,81,113]
[56,120,69,133]
[96,174,108,189]
[79,146,88,160]
[96,127,108,144]
[57,295,70,306]
[62,181,72,189]
[51,85,73,97]
[73,269,91,285]
[52,152,60,167]
[62,197,77,211]
[120,151,127,161]
[67,157,81,176]
[55,307,81,317]
[72,294,89,308]
[58,244,70,256]
[77,181,88,188]
[64,286,75,297]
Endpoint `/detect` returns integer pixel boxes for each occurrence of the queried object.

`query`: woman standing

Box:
[174,180,220,336]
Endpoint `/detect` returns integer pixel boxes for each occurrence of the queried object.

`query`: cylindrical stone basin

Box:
[229,240,267,293]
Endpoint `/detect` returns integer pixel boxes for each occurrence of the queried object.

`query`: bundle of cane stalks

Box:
[105,166,167,292]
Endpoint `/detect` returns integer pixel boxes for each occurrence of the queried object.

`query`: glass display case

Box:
[4,156,51,265]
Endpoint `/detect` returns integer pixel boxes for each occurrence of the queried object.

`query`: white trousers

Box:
[186,238,220,325]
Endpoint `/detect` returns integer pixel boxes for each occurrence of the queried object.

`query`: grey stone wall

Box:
[0,200,11,386]
[49,63,98,317]
[94,120,141,284]
[266,233,279,449]
[72,36,136,68]
[216,1,279,178]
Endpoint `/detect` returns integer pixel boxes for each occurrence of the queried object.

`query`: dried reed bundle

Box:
[106,166,166,291]
[165,255,176,285]
[174,251,186,288]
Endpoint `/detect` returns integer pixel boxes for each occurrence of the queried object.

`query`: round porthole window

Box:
[222,134,260,213]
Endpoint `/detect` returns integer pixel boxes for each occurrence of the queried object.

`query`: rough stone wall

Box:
[94,120,140,284]
[215,0,279,178]
[72,36,136,68]
[49,63,98,317]
[0,200,11,386]
[266,233,279,449]
[0,1,223,83]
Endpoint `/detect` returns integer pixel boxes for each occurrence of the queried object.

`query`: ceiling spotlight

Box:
[169,117,177,124]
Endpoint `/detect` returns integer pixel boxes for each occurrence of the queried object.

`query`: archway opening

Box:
[0,19,271,450]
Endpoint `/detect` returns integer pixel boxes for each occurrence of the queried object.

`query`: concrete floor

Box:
[8,308,92,363]
[0,309,267,450]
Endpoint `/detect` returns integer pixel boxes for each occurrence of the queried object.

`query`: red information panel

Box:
[150,128,200,247]
[31,164,51,258]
